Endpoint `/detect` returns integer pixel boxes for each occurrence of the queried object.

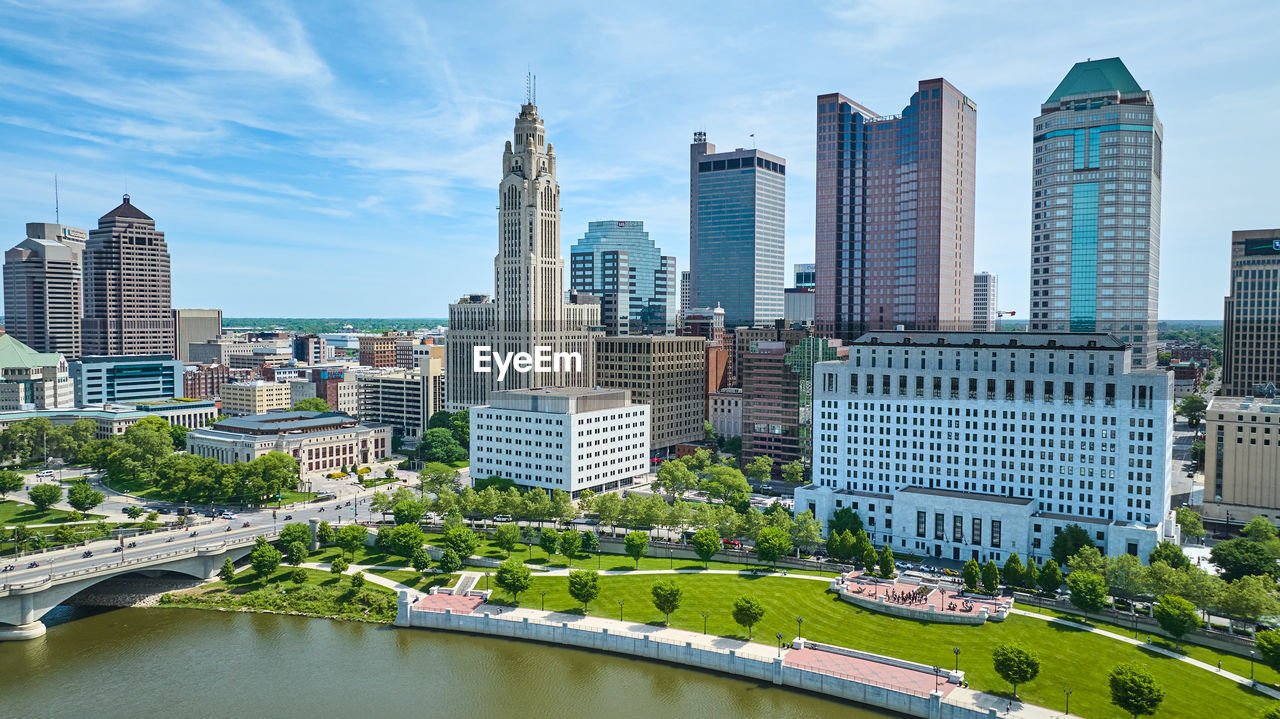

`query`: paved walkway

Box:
[298,561,424,599]
[784,646,956,697]
[1009,608,1280,700]
[532,566,833,582]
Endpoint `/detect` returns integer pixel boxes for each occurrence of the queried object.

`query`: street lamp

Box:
[485,572,490,590]
[1250,650,1255,681]
[796,615,804,638]
[701,610,709,635]
[776,631,783,657]
[540,590,546,611]
[953,646,961,671]
[617,599,625,621]
[1063,687,1072,716]
[933,666,942,692]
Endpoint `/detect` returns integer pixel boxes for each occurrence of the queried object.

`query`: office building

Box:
[1028,58,1162,369]
[794,263,815,289]
[220,380,292,416]
[446,101,601,410]
[128,398,218,429]
[186,411,391,477]
[741,336,844,468]
[796,331,1178,564]
[570,220,676,336]
[709,387,742,438]
[680,270,691,319]
[594,335,705,451]
[289,378,317,405]
[973,272,997,331]
[733,321,811,387]
[689,133,785,328]
[1202,396,1280,524]
[0,334,74,410]
[70,355,183,405]
[1222,229,1280,396]
[293,334,328,366]
[359,333,400,368]
[4,222,85,358]
[357,351,445,440]
[182,362,249,400]
[188,336,288,365]
[470,387,649,496]
[172,309,222,362]
[784,288,815,326]
[816,79,976,340]
[395,337,436,369]
[82,196,174,356]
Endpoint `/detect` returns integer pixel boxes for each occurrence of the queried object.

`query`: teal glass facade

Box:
[569,220,675,335]
[1070,183,1098,332]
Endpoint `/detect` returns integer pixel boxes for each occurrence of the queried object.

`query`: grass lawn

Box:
[482,573,1274,719]
[310,545,409,568]
[368,568,458,591]
[163,567,397,622]
[0,499,103,526]
[449,460,469,469]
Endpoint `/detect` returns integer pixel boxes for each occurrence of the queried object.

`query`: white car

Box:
[221,511,237,520]
[36,470,55,479]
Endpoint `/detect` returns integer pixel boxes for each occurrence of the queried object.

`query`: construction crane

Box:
[995,310,1017,331]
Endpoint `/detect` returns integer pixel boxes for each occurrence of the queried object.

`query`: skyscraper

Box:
[446,100,600,410]
[4,222,86,358]
[570,220,676,335]
[82,195,175,357]
[815,79,976,340]
[679,270,691,319]
[689,133,785,328]
[1028,58,1162,369]
[172,308,222,362]
[1222,229,1280,396]
[973,272,997,331]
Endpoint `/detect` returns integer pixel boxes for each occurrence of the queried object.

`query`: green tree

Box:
[316,521,336,546]
[125,505,144,520]
[962,559,981,591]
[992,641,1040,698]
[27,483,62,511]
[1038,559,1064,594]
[418,462,461,495]
[406,547,429,573]
[441,526,481,560]
[285,540,307,567]
[1067,544,1105,575]
[383,523,426,559]
[755,526,792,566]
[981,560,1001,593]
[624,531,649,568]
[495,557,532,604]
[568,569,600,613]
[335,523,367,559]
[1241,516,1279,542]
[1148,540,1189,570]
[560,528,582,562]
[828,506,863,537]
[581,529,599,553]
[250,537,281,578]
[731,595,765,639]
[1175,507,1205,540]
[0,470,24,499]
[1153,595,1201,647]
[1255,630,1280,674]
[1109,663,1164,719]
[656,460,699,499]
[539,527,560,560]
[1219,574,1280,624]
[1211,538,1279,581]
[1105,553,1148,599]
[744,455,773,483]
[790,510,822,556]
[418,427,466,464]
[66,481,105,512]
[493,522,521,557]
[1002,553,1024,589]
[1022,560,1039,591]
[437,548,462,574]
[291,397,331,413]
[1176,394,1208,425]
[279,522,312,548]
[350,571,365,589]
[593,492,622,534]
[651,579,683,625]
[1189,440,1205,466]
[826,529,854,562]
[691,527,721,568]
[290,567,308,584]
[330,556,349,575]
[219,557,236,582]
[1067,571,1109,615]
[1051,523,1095,565]
[877,544,895,579]
[781,460,805,484]
[392,499,425,526]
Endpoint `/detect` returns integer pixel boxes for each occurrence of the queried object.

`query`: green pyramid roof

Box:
[0,334,63,369]
[1046,58,1142,103]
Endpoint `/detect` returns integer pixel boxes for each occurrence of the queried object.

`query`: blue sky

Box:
[0,1,1276,319]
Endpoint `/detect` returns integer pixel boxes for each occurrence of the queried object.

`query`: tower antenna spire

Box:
[533,74,536,105]
[54,174,59,224]
[525,69,531,104]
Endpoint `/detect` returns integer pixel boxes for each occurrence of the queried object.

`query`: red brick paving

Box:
[785,647,956,697]
[412,593,484,614]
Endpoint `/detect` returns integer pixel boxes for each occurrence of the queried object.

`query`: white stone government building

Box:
[185,411,391,477]
[795,332,1179,566]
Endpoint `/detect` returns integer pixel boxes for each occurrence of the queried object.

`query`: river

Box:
[1,607,894,718]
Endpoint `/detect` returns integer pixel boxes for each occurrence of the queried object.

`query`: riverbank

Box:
[159,567,400,623]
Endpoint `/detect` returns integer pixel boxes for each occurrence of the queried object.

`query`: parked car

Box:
[493,514,513,523]
[722,539,743,549]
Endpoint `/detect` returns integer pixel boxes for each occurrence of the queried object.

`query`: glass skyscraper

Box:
[569,220,676,335]
[689,132,785,328]
[1029,58,1162,369]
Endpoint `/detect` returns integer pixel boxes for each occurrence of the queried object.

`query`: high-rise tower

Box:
[570,220,676,335]
[446,100,601,410]
[81,195,174,356]
[4,222,86,358]
[1028,58,1162,369]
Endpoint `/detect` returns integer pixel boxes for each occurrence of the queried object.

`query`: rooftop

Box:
[0,335,63,369]
[898,486,1035,506]
[1209,396,1280,414]
[212,411,362,434]
[99,194,154,222]
[852,331,1126,351]
[1046,57,1143,103]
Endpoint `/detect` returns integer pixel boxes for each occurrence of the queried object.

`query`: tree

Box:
[27,483,62,511]
[1176,394,1208,425]
[279,522,312,548]
[981,560,1001,593]
[350,571,366,589]
[745,455,773,483]
[1256,630,1280,674]
[1189,440,1205,466]
[1219,574,1280,624]
[437,548,462,574]
[285,540,307,566]
[826,529,853,562]
[624,531,649,568]
[691,527,721,568]
[560,528,582,562]
[755,526,792,566]
[125,505,144,520]
[1109,664,1164,719]
[1148,540,1189,570]
[330,556,349,575]
[335,523,367,559]
[418,428,466,464]
[991,642,1040,698]
[701,465,750,501]
[781,460,805,484]
[383,523,425,559]
[962,559,981,592]
[495,557,532,604]
[828,506,863,537]
[369,491,394,517]
[581,529,599,554]
[291,567,308,584]
[1175,507,1205,540]
[441,526,481,560]
[1038,559,1064,594]
[1067,571,1109,615]
[418,462,461,495]
[292,397,331,413]
[790,510,822,556]
[877,544,895,579]
[651,580,683,625]
[1051,523,1095,565]
[538,527,560,560]
[0,470,24,499]
[250,537,281,578]
[567,569,600,613]
[66,481,105,512]
[316,521,336,546]
[1022,560,1039,591]
[1002,553,1025,589]
[593,492,622,534]
[219,557,236,582]
[493,522,521,557]
[1067,545,1106,575]
[731,595,765,639]
[656,461,698,499]
[1241,516,1279,542]
[1153,595,1200,647]
[392,499,425,526]
[1211,538,1279,581]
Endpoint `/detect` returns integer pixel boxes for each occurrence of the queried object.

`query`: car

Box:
[36,470,55,479]
[493,514,513,523]
[1186,472,1196,478]
[221,511,237,519]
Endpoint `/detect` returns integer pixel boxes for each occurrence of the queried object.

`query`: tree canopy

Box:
[292,397,331,413]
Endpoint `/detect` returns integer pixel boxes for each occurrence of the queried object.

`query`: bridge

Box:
[0,519,287,640]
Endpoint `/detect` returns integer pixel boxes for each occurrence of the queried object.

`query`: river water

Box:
[1,607,893,719]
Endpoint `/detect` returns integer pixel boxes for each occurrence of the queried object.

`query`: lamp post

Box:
[933,666,942,692]
[701,610,709,635]
[1063,687,1072,716]
[485,572,490,590]
[1250,650,1255,681]
[953,646,961,671]
[776,631,783,657]
[540,590,546,611]
[617,599,625,621]
[796,615,803,638]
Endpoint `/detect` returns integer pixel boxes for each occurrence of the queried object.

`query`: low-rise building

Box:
[1202,396,1280,525]
[0,334,74,410]
[289,378,317,405]
[185,411,392,477]
[127,398,218,428]
[470,387,649,497]
[356,352,445,440]
[70,355,183,405]
[182,362,250,400]
[1168,361,1204,398]
[358,333,400,368]
[221,380,292,415]
[709,388,742,438]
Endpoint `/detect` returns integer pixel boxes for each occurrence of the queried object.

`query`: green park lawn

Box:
[482,573,1275,719]
[163,567,397,622]
[0,499,102,526]
[368,568,458,591]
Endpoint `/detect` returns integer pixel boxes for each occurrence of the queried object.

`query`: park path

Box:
[1008,607,1280,700]
[299,561,425,598]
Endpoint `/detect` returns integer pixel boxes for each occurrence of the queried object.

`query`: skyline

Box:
[0,1,1277,318]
